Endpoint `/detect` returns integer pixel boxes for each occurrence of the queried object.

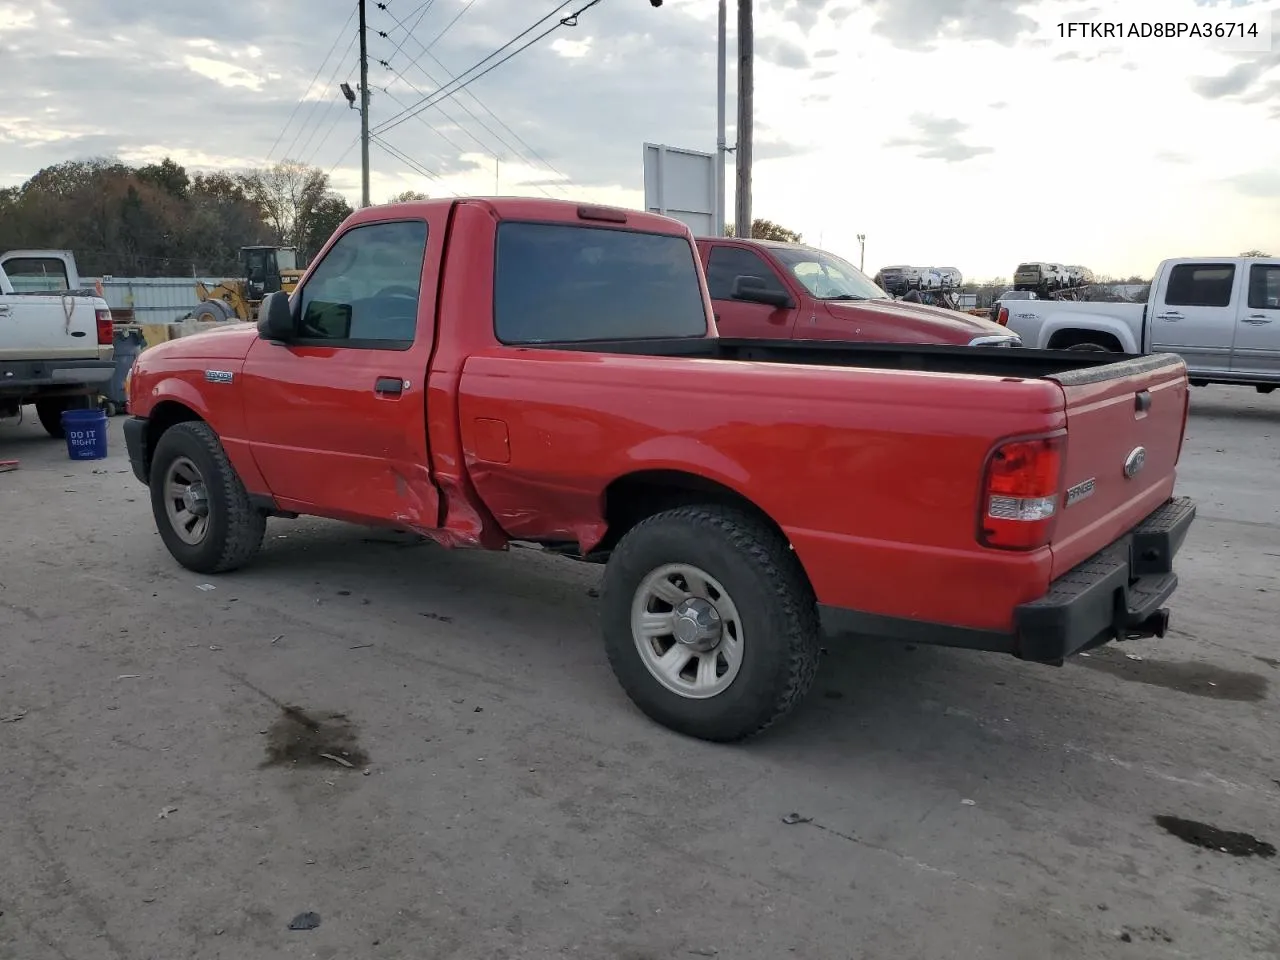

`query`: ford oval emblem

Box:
[1123,446,1147,479]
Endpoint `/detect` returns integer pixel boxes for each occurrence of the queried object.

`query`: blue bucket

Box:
[61,407,109,461]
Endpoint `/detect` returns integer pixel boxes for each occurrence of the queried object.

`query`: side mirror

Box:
[257,290,295,341]
[731,274,793,309]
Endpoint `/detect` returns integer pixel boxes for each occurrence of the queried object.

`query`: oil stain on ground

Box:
[262,706,368,769]
[1076,647,1267,702]
[1155,815,1276,858]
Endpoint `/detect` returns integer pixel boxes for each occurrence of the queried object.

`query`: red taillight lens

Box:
[996,306,1009,326]
[980,435,1064,550]
[96,308,113,345]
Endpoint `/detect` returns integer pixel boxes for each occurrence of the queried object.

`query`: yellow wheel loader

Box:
[192,245,305,323]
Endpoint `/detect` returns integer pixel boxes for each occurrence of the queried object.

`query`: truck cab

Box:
[0,249,85,292]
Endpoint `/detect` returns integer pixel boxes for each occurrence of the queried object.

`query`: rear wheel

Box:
[149,421,266,573]
[1065,341,1113,352]
[600,505,821,742]
[35,398,69,438]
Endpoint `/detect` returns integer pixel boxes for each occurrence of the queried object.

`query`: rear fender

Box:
[1043,314,1139,353]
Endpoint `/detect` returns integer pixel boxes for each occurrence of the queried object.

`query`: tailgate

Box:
[0,294,101,359]
[1048,354,1188,578]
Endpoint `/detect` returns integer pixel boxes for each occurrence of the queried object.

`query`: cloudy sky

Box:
[1,0,1278,279]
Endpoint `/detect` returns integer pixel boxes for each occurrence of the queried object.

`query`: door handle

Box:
[0,305,10,317]
[1154,312,1182,321]
[374,376,404,396]
[1243,315,1273,324]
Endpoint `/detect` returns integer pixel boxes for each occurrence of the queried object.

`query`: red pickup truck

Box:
[694,236,1017,346]
[124,198,1195,742]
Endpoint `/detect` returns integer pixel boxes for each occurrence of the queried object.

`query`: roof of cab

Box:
[343,196,693,236]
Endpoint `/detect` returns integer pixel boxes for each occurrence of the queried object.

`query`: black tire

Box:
[1065,341,1113,352]
[600,505,821,743]
[149,421,266,574]
[35,398,70,438]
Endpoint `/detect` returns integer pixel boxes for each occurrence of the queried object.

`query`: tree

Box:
[1240,249,1272,257]
[238,159,330,249]
[137,158,190,200]
[300,193,355,260]
[725,218,802,243]
[386,190,429,203]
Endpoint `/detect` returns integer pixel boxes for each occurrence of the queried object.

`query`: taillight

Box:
[996,306,1009,326]
[979,434,1065,550]
[96,308,113,345]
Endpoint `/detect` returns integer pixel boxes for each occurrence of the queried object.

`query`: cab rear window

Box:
[493,222,708,343]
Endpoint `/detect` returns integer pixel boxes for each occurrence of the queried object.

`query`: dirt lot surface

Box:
[2,386,1278,960]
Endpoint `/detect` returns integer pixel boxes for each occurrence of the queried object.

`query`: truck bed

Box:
[540,336,1171,381]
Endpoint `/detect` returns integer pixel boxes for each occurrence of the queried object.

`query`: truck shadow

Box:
[229,521,1244,810]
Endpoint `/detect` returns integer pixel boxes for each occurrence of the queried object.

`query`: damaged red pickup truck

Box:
[124,198,1196,742]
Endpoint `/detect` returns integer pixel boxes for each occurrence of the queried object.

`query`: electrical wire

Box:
[376,4,574,195]
[378,83,473,167]
[370,133,460,196]
[371,0,582,136]
[267,3,358,162]
[419,0,478,53]
[282,28,359,162]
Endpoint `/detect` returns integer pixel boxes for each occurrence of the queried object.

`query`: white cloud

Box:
[0,0,1276,279]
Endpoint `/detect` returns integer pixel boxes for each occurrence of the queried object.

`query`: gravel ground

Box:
[1,385,1277,960]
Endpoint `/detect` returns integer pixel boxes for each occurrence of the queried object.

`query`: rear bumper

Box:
[0,358,114,395]
[818,496,1196,664]
[1013,496,1196,663]
[123,415,149,484]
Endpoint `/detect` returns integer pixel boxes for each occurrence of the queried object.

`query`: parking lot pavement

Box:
[1,386,1277,960]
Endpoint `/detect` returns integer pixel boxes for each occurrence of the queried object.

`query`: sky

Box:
[0,0,1278,280]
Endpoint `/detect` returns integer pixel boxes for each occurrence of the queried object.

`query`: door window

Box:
[704,246,790,301]
[296,220,428,348]
[1247,264,1280,310]
[1164,263,1235,308]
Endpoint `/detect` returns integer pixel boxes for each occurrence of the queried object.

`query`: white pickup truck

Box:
[0,250,115,436]
[998,256,1280,392]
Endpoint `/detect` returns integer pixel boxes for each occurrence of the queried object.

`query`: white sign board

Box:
[642,143,716,237]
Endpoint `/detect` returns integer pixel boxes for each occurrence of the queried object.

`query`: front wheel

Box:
[600,505,821,742]
[149,421,266,574]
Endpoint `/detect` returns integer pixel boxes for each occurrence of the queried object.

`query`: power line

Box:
[371,0,581,137]
[370,133,460,196]
[282,28,359,161]
[374,0,602,138]
[378,82,475,168]
[267,3,358,162]
[377,56,562,199]
[418,0,478,53]
[376,4,574,194]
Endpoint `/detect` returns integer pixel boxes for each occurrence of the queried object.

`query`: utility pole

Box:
[857,233,866,272]
[358,0,371,208]
[734,0,753,239]
[714,0,727,237]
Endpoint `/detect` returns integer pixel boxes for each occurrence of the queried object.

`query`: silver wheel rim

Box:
[163,456,211,546]
[630,563,744,700]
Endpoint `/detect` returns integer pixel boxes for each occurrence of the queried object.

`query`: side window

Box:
[493,222,707,344]
[1164,263,1235,308]
[704,246,789,301]
[296,220,428,347]
[1247,264,1280,310]
[2,257,70,292]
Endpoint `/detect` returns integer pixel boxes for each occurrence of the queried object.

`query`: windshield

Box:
[771,246,889,300]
